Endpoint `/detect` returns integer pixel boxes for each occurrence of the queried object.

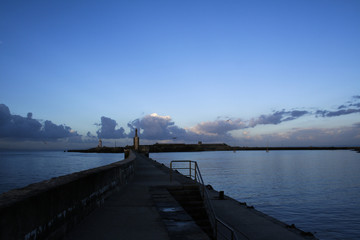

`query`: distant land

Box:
[68,143,360,153]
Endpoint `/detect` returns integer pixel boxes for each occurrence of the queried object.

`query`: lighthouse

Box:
[133,128,139,151]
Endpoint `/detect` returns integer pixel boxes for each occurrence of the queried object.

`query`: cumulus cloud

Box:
[41,120,77,139]
[0,104,79,140]
[127,113,187,140]
[96,116,126,139]
[190,119,246,136]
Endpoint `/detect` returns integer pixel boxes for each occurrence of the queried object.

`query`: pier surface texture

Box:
[65,152,316,240]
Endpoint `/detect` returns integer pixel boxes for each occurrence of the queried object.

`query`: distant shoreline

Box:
[68,143,360,153]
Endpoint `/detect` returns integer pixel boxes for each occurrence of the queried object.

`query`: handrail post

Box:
[194,162,197,181]
[189,161,191,179]
[170,161,173,182]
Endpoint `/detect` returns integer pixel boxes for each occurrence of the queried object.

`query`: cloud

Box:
[96,116,126,139]
[351,103,360,108]
[287,125,360,146]
[127,113,187,140]
[316,109,360,117]
[126,114,248,143]
[190,119,246,136]
[87,131,96,138]
[238,123,360,147]
[42,120,77,139]
[92,95,360,145]
[126,114,250,143]
[4,94,360,148]
[0,104,78,140]
[249,110,309,127]
[177,118,246,143]
[316,96,360,118]
[100,94,359,143]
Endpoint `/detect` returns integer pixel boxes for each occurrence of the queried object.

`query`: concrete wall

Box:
[0,152,136,240]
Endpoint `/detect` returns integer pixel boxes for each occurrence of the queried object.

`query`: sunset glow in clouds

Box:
[0,1,359,150]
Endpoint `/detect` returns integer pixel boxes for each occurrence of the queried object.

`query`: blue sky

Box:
[1,0,360,150]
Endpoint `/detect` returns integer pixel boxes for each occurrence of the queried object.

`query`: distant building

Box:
[198,141,202,145]
[98,139,102,148]
[133,129,139,151]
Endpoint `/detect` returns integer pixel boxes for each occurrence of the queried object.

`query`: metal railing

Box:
[170,160,240,240]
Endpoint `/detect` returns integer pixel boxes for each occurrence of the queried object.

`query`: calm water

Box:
[150,150,360,240]
[0,151,124,194]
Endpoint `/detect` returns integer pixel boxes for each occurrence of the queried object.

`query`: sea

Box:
[0,150,359,240]
[0,151,124,194]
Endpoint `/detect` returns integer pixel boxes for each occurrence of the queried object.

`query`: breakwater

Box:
[0,154,134,240]
[69,143,360,153]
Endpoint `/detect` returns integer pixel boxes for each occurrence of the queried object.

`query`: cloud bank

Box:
[0,104,79,140]
[1,95,359,149]
[93,95,360,145]
[240,123,360,147]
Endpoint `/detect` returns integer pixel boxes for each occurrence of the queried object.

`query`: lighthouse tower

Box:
[133,128,139,151]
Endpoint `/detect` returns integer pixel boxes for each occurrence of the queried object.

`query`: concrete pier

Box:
[65,151,210,240]
[66,152,317,240]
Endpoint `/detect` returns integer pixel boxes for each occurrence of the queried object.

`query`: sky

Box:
[1,0,360,150]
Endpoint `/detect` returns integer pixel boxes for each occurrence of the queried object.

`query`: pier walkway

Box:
[65,152,316,240]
